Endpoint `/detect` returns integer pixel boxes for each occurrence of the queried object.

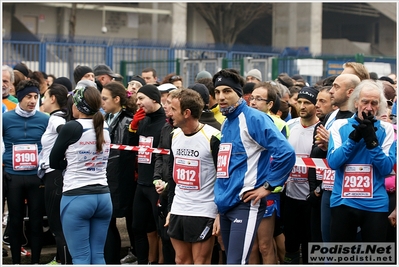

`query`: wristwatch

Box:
[263,181,276,192]
[315,186,321,194]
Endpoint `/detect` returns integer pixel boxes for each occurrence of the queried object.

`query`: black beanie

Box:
[13,63,29,77]
[188,83,210,108]
[129,75,146,86]
[138,84,161,104]
[298,86,319,105]
[73,65,93,85]
[53,77,73,92]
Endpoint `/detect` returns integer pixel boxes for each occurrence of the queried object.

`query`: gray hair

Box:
[2,65,15,84]
[275,82,290,98]
[348,79,387,117]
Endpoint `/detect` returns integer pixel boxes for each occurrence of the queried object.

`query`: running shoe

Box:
[120,250,137,264]
[20,247,31,256]
[6,245,31,256]
[46,256,60,265]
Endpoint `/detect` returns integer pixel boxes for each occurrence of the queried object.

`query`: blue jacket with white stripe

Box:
[214,101,296,214]
[327,115,396,212]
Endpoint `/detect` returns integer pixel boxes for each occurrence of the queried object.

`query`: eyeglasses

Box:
[249,96,271,102]
[169,75,181,82]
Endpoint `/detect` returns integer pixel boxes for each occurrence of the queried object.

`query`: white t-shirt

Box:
[170,124,219,219]
[286,118,318,200]
[38,112,65,173]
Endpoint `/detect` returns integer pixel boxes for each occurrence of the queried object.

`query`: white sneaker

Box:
[2,212,8,228]
[120,251,137,264]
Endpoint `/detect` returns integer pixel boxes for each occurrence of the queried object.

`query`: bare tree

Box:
[191,3,272,49]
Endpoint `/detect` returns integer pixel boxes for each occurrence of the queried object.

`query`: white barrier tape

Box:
[295,157,396,175]
[295,157,330,170]
[109,145,396,174]
[110,144,170,155]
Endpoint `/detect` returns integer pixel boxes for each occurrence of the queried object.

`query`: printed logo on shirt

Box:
[175,148,200,157]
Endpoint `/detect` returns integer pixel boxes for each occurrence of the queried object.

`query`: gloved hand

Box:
[349,123,363,142]
[360,111,379,149]
[129,108,146,132]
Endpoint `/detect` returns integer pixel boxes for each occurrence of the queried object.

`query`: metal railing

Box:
[3,39,396,88]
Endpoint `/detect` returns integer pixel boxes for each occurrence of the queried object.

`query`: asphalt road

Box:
[2,218,131,265]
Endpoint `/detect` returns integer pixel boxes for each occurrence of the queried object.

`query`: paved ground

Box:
[2,218,132,265]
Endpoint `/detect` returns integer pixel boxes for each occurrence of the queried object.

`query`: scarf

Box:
[15,103,36,118]
[220,98,244,116]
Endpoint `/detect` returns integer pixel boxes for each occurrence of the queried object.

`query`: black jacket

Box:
[133,107,166,186]
[106,109,136,217]
[153,118,174,184]
[307,110,354,202]
[199,111,221,130]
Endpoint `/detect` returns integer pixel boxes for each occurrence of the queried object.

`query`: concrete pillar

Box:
[273,3,322,55]
[170,3,187,45]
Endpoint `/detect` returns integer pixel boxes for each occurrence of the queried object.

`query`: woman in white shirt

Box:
[50,85,112,264]
[39,83,72,264]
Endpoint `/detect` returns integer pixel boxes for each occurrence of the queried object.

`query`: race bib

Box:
[289,154,309,183]
[341,164,373,198]
[217,143,232,178]
[173,157,200,190]
[13,144,38,171]
[322,169,335,191]
[138,136,154,164]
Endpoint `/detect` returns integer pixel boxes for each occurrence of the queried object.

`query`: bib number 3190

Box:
[13,144,38,171]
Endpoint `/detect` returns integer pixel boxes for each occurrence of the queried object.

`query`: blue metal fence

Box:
[3,39,396,87]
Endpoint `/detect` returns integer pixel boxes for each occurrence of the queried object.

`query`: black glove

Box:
[361,111,379,149]
[349,124,363,142]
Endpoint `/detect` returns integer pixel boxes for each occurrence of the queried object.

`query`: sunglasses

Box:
[169,75,181,82]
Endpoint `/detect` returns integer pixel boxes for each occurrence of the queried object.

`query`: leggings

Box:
[5,173,45,264]
[220,199,266,264]
[43,170,72,264]
[61,193,112,264]
[132,184,160,264]
[283,196,311,264]
[104,218,122,264]
[330,204,388,242]
[320,190,332,242]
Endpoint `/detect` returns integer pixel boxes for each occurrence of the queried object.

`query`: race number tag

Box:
[13,144,38,171]
[216,143,232,178]
[289,154,309,183]
[341,164,373,198]
[322,169,335,191]
[138,136,154,164]
[173,157,200,190]
[316,168,324,181]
